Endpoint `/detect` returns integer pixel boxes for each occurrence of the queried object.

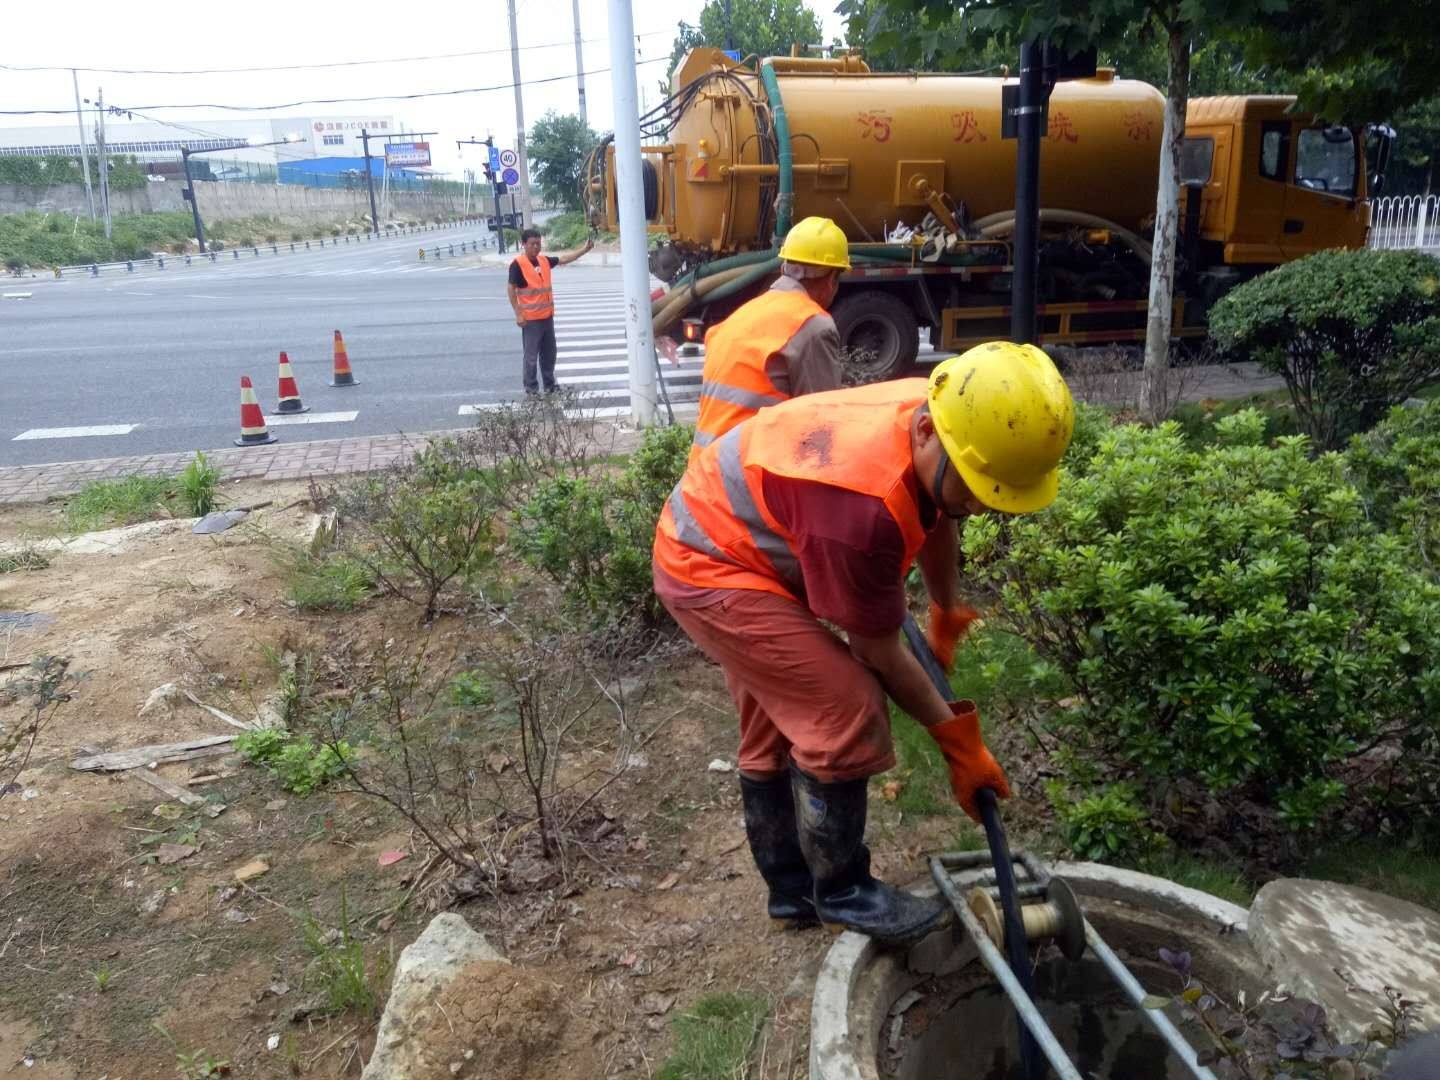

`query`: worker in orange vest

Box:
[508,227,593,395]
[653,342,1075,944]
[689,216,847,464]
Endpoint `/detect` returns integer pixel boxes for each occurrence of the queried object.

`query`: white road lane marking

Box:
[265,411,360,426]
[14,424,138,441]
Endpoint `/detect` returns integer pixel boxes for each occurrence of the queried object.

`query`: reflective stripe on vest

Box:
[656,380,932,599]
[689,289,824,463]
[513,256,554,321]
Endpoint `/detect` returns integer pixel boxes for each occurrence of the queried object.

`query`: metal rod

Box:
[932,858,1083,1080]
[1011,39,1044,344]
[1083,923,1218,1080]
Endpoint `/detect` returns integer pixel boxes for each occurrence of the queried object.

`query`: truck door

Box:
[1230,119,1290,264]
[1282,125,1367,257]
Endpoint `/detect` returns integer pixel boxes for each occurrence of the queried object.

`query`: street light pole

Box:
[71,70,95,222]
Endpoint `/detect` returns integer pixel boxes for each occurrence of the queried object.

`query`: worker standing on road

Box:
[508,228,594,396]
[653,343,1075,945]
[689,216,847,464]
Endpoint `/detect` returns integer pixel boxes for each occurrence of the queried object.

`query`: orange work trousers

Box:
[659,585,895,783]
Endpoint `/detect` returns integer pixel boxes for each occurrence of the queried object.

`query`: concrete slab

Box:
[1249,878,1440,1042]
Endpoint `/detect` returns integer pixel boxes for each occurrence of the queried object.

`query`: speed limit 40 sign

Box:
[499,148,519,169]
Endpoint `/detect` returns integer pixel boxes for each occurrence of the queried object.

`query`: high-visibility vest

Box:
[689,288,824,466]
[512,255,554,321]
[655,380,932,599]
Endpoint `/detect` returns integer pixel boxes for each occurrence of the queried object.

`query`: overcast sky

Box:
[2,0,848,175]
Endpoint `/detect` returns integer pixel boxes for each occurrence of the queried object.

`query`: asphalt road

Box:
[0,223,697,467]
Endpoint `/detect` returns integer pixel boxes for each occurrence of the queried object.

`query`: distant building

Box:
[0,114,437,186]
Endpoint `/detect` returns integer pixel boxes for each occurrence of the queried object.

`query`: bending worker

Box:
[653,342,1075,945]
[689,216,847,464]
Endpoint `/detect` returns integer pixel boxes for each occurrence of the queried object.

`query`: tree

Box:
[668,0,825,77]
[1393,98,1440,197]
[527,112,597,212]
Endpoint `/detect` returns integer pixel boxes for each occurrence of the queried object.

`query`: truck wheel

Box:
[832,291,920,382]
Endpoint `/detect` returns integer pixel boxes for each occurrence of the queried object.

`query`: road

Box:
[0,222,703,467]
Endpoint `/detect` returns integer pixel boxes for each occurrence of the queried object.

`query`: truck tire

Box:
[832,290,920,382]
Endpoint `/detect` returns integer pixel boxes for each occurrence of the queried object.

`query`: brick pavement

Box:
[0,363,1284,507]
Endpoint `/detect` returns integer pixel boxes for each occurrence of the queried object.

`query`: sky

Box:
[1,0,849,176]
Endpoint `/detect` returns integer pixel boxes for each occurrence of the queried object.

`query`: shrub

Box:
[1345,397,1440,572]
[514,422,691,626]
[964,415,1440,850]
[1210,249,1440,449]
[234,727,353,796]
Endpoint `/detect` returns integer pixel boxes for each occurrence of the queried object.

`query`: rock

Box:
[1249,878,1440,1042]
[139,889,168,916]
[137,683,185,719]
[156,843,197,865]
[361,914,508,1080]
[707,758,735,773]
[233,858,271,882]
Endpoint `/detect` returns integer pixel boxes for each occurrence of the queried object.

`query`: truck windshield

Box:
[1295,127,1357,197]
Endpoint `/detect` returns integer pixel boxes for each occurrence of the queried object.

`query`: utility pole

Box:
[506,0,535,227]
[71,70,95,221]
[571,0,588,126]
[181,148,207,253]
[1009,42,1044,345]
[608,0,658,427]
[95,87,112,239]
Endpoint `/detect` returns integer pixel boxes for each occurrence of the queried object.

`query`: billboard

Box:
[384,141,431,167]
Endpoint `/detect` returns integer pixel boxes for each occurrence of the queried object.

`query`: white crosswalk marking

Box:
[265,411,360,427]
[13,424,138,441]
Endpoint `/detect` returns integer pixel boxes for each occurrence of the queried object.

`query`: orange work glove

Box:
[926,700,1010,823]
[926,600,980,669]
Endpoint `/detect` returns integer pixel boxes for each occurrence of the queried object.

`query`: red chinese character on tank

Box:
[1123,110,1154,141]
[1048,111,1079,143]
[951,111,987,143]
[857,111,893,143]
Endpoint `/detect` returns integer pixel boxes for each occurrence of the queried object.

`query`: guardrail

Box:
[44,218,491,278]
[1369,195,1440,251]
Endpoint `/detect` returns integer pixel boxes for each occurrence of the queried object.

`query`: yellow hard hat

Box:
[777,216,851,271]
[927,341,1075,513]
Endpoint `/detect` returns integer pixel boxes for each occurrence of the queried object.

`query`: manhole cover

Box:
[0,611,54,632]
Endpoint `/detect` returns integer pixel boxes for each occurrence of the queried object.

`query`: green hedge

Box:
[0,154,146,190]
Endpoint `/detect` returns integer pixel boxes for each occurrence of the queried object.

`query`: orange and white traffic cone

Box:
[234,376,278,446]
[330,330,358,387]
[271,351,310,415]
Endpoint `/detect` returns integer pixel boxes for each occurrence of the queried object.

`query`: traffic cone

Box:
[330,330,358,387]
[235,376,278,446]
[271,351,310,415]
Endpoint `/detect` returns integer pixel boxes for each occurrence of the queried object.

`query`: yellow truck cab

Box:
[1182,96,1369,270]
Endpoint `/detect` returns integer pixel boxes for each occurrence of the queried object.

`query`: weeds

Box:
[0,544,50,573]
[656,991,769,1080]
[234,728,352,796]
[2,656,80,800]
[65,475,175,530]
[178,452,220,517]
[91,966,114,992]
[283,551,373,612]
[154,1024,230,1078]
[299,889,391,1017]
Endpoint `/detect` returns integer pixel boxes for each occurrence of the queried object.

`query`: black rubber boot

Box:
[739,774,818,926]
[790,764,948,946]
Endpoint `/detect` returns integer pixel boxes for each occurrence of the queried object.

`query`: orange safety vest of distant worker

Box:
[689,288,827,466]
[656,380,932,598]
[512,255,554,321]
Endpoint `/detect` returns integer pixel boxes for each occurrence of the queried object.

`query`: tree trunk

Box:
[1140,27,1191,423]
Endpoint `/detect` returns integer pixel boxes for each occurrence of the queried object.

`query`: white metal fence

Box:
[1369,195,1440,251]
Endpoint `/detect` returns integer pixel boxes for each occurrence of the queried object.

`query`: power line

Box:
[0,30,673,76]
[0,57,671,115]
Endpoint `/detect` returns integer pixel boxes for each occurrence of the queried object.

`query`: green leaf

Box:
[1141,994,1173,1010]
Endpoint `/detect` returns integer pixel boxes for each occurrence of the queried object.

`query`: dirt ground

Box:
[0,479,963,1079]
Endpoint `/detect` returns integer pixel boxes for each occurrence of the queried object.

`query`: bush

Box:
[541,211,591,250]
[1210,249,1440,449]
[1345,397,1440,571]
[515,422,691,626]
[964,414,1440,850]
[235,727,353,796]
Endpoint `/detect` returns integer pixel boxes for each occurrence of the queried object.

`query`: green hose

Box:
[700,259,779,304]
[760,60,794,244]
[653,259,780,336]
[657,247,780,313]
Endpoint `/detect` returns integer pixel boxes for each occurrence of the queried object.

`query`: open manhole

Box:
[811,863,1263,1080]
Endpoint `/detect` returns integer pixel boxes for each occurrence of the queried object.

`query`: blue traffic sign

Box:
[487,146,501,173]
[501,167,520,186]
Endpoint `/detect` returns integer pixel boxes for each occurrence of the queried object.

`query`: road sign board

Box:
[499,148,518,169]
[384,141,431,167]
[487,146,501,173]
[502,167,520,186]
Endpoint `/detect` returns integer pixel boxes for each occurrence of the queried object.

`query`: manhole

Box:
[0,611,54,632]
[811,863,1261,1080]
